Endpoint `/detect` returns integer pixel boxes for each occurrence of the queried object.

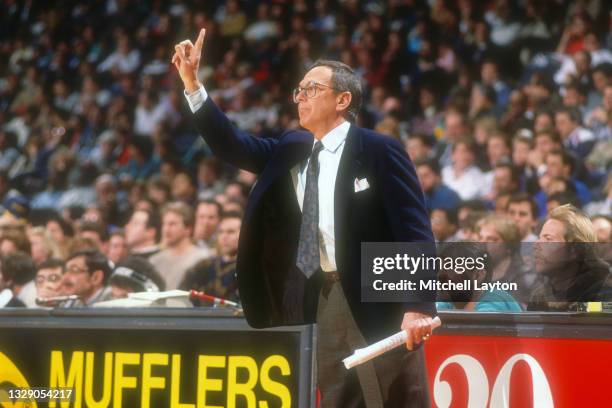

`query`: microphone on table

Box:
[189,290,242,311]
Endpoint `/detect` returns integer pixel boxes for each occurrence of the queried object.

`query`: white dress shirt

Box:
[291,121,348,272]
[185,85,347,272]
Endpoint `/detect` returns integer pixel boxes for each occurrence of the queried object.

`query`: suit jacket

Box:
[193,99,436,342]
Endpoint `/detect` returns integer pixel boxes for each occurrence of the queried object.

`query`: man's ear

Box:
[336,91,352,115]
[91,270,104,287]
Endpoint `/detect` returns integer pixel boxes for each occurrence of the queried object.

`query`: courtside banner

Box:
[424,312,612,408]
[0,309,314,408]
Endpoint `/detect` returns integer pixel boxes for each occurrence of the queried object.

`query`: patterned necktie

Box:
[296,141,324,278]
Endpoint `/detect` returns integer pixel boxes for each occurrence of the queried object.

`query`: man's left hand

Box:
[401,312,435,350]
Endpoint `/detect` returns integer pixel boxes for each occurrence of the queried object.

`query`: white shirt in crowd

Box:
[442,164,492,201]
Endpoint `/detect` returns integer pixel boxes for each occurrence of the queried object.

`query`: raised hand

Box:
[172,28,206,93]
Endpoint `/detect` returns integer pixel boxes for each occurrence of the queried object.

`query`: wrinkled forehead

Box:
[299,66,333,88]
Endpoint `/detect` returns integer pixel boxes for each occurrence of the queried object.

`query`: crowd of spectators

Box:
[0,0,610,310]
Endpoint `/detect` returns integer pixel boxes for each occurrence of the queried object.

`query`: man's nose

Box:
[295,90,307,103]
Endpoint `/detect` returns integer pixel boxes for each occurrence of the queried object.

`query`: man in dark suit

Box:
[173,29,437,407]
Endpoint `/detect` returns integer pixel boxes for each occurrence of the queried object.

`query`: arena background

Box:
[0,0,611,407]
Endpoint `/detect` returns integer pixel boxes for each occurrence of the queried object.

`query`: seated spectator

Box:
[486,131,512,169]
[107,230,128,265]
[146,176,172,208]
[533,110,555,133]
[430,208,459,243]
[171,171,197,205]
[477,215,535,301]
[528,129,562,172]
[60,249,113,307]
[193,199,222,251]
[511,132,533,171]
[529,204,612,310]
[494,192,512,214]
[555,107,596,157]
[435,110,471,168]
[410,85,443,137]
[486,161,521,203]
[442,138,492,200]
[0,251,37,307]
[480,59,511,109]
[118,136,160,182]
[196,157,226,199]
[125,208,161,258]
[35,258,65,302]
[456,211,487,241]
[150,202,213,290]
[97,35,141,74]
[78,221,108,253]
[28,226,61,265]
[134,90,169,137]
[180,212,242,302]
[477,214,522,282]
[563,81,589,120]
[405,133,434,162]
[500,90,532,134]
[415,158,460,212]
[469,83,498,121]
[507,193,539,242]
[45,215,74,259]
[30,147,75,210]
[535,149,591,216]
[472,117,498,168]
[224,182,249,207]
[0,228,31,255]
[436,241,522,312]
[109,256,165,299]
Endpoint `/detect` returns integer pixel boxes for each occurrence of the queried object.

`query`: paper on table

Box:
[343,316,442,369]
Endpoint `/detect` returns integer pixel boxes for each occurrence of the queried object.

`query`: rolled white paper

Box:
[343,316,442,369]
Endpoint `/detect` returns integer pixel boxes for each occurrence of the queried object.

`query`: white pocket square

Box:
[354,177,370,192]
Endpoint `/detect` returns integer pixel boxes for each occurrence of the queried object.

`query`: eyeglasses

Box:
[292,81,337,103]
[35,274,63,284]
[65,265,88,275]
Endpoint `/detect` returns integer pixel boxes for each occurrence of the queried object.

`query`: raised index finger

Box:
[194,28,206,54]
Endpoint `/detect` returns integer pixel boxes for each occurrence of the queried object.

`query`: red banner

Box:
[425,334,612,408]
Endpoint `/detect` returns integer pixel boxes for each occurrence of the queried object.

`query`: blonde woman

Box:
[28,226,62,265]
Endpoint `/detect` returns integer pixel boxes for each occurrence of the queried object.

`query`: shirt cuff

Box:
[184,84,208,113]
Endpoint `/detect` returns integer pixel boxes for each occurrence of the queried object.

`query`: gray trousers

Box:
[315,279,431,408]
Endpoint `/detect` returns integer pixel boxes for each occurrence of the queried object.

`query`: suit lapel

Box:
[334,124,365,261]
[244,131,313,221]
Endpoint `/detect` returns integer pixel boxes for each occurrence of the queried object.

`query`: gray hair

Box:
[308,59,363,122]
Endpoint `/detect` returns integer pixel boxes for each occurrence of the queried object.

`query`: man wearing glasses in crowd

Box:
[60,249,113,307]
[173,29,437,407]
[35,258,65,301]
